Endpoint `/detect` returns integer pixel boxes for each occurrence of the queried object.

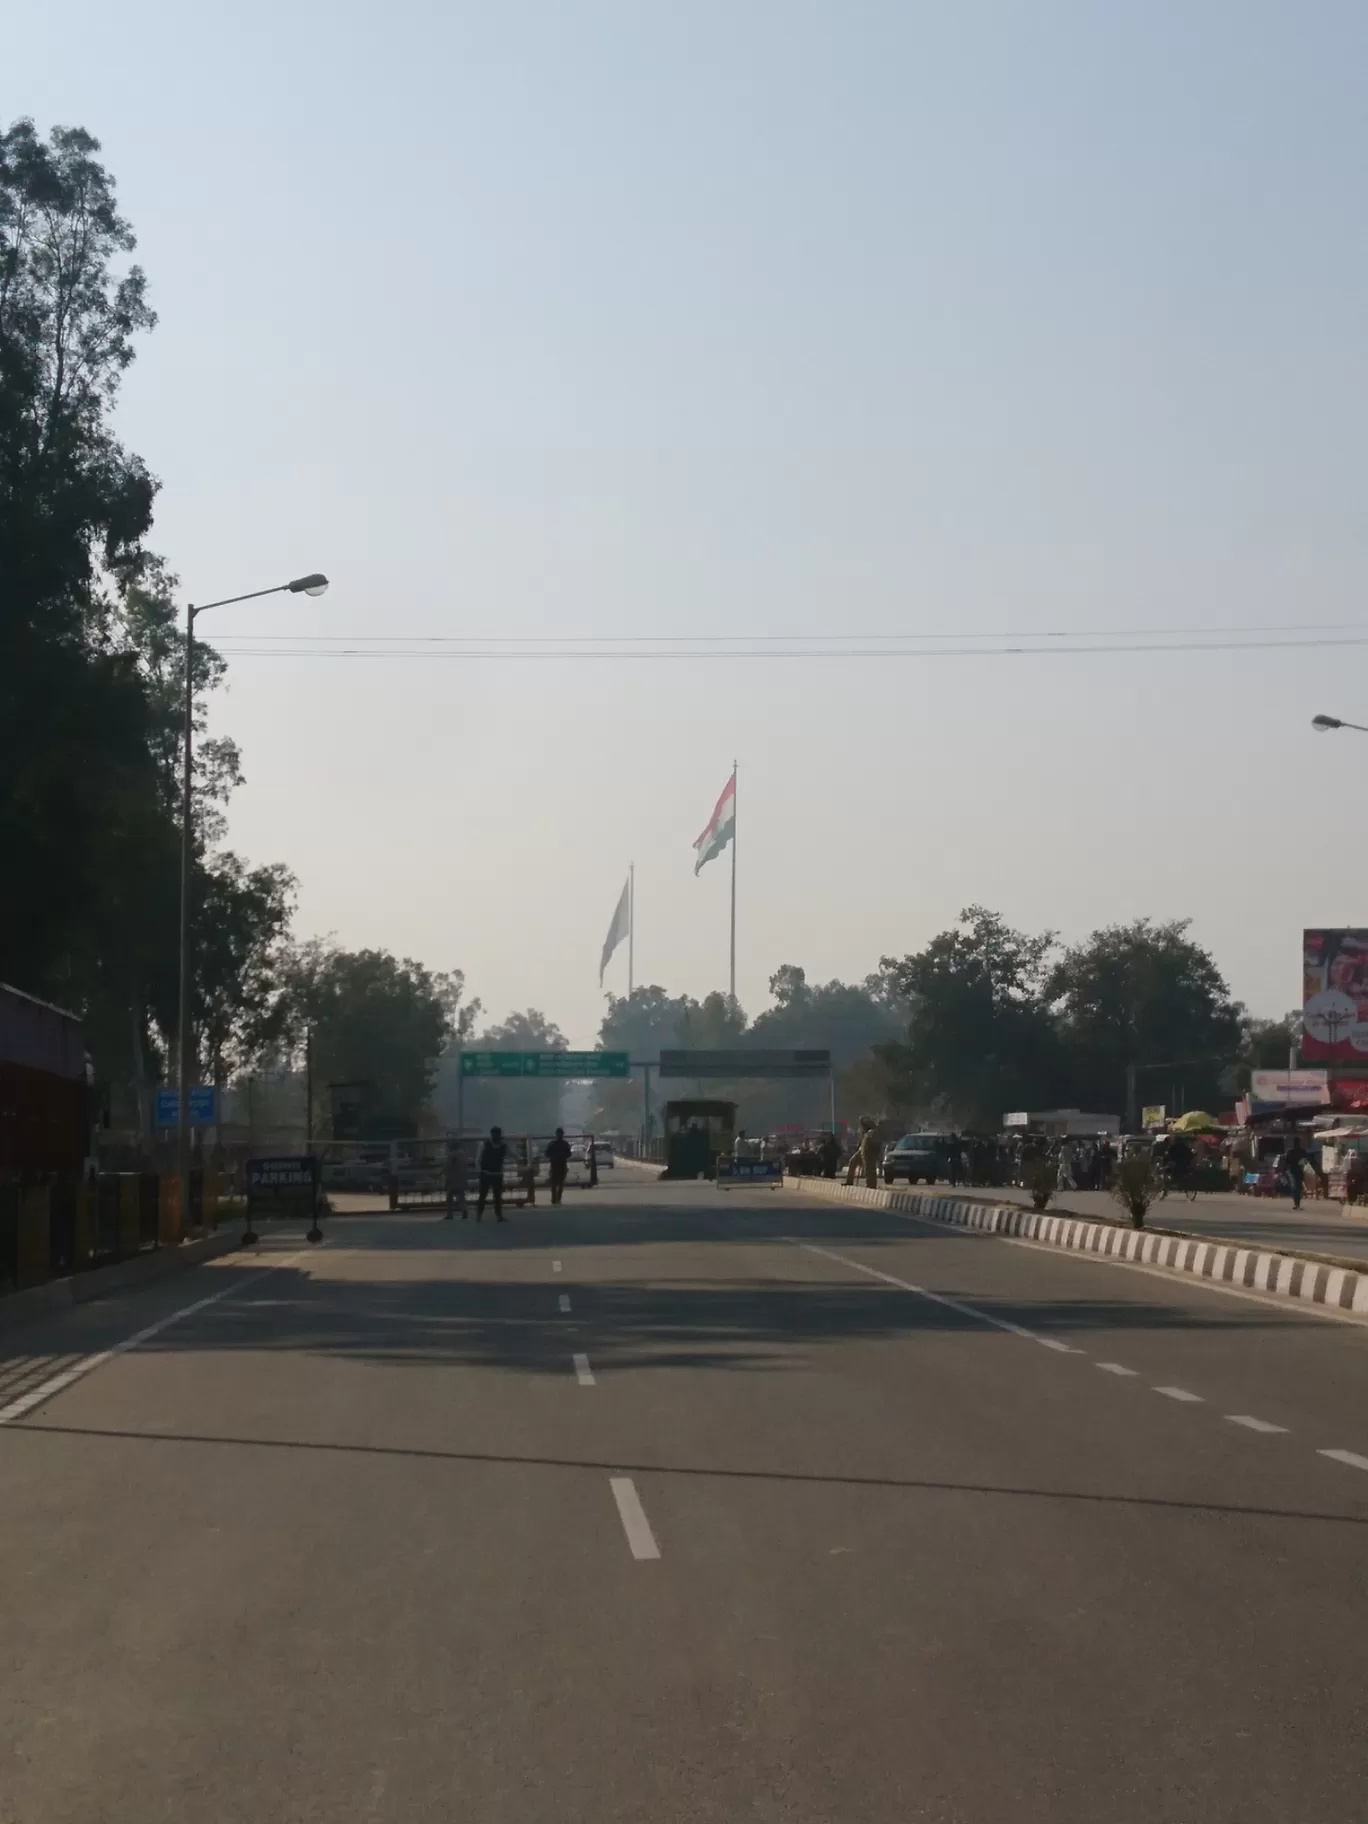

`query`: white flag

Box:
[599,876,631,985]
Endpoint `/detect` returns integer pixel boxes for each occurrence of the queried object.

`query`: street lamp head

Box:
[1312,714,1343,732]
[287,572,329,597]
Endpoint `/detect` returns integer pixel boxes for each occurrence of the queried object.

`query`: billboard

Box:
[1303,929,1368,1060]
[1248,1070,1328,1109]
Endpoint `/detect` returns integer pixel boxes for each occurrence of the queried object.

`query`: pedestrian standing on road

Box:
[819,1131,842,1178]
[587,1136,599,1188]
[475,1125,509,1222]
[946,1132,964,1187]
[1056,1137,1075,1193]
[546,1127,571,1205]
[1280,1136,1308,1211]
[444,1140,467,1219]
[845,1116,879,1189]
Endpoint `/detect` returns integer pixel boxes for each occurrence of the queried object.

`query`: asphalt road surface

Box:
[931,1178,1368,1265]
[5,1176,1368,1822]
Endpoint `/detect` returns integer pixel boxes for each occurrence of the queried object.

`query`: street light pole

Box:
[176,572,328,1233]
[1312,714,1368,734]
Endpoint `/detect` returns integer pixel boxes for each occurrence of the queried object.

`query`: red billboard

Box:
[1302,929,1368,1061]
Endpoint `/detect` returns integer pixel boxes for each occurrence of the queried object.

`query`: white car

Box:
[572,1138,614,1169]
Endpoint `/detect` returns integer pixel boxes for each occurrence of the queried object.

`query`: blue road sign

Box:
[155,1086,219,1127]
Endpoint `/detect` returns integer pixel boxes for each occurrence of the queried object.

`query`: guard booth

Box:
[661,1100,737,1179]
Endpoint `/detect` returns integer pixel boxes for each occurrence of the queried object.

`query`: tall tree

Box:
[1046,918,1244,1117]
[0,120,159,998]
[434,1007,568,1136]
[284,945,466,1135]
[1235,1012,1302,1091]
[881,906,1060,1128]
[195,856,297,1091]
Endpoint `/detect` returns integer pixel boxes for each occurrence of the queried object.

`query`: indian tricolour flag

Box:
[693,770,736,875]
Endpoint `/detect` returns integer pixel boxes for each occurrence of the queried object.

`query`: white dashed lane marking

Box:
[573,1353,595,1386]
[609,1477,661,1560]
[1320,1449,1368,1472]
[558,1293,571,1313]
[791,1231,1368,1472]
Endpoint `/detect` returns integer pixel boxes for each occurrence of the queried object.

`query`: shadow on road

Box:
[119,1261,1292,1381]
[12,1416,1368,1530]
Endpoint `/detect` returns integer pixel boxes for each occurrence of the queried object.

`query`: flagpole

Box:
[628,863,635,997]
[729,761,737,1004]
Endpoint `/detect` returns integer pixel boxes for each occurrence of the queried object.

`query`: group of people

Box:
[1053,1135,1118,1193]
[443,1126,598,1221]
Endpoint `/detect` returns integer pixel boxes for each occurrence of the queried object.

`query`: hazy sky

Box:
[14,2,1368,1043]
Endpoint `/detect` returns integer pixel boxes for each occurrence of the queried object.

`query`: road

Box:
[928,1177,1368,1265]
[5,1173,1368,1821]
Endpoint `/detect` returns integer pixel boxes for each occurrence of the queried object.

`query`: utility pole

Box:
[175,572,328,1233]
[633,1059,655,1149]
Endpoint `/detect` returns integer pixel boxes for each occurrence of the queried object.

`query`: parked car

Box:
[881,1132,945,1185]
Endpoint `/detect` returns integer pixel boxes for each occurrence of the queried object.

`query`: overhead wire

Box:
[209,630,1368,661]
[212,618,1362,648]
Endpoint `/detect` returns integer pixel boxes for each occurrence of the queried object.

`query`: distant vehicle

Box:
[661,1099,736,1179]
[881,1132,946,1185]
[570,1138,614,1168]
[321,1150,390,1193]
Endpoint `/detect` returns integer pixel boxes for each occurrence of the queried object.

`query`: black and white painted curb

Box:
[783,1177,1368,1318]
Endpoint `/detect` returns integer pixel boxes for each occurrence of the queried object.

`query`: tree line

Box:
[593,909,1294,1136]
[1,117,294,1128]
[0,119,555,1148]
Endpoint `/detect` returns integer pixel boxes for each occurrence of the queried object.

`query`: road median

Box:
[783,1176,1368,1319]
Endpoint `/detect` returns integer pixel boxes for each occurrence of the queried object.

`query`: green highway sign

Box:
[459,1050,631,1080]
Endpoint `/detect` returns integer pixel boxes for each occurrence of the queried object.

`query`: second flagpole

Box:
[628,862,634,997]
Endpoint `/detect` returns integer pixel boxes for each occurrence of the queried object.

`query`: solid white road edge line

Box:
[994,1228,1368,1332]
[558,1293,571,1313]
[609,1476,661,1560]
[573,1352,595,1386]
[790,1238,1084,1356]
[1154,1385,1204,1403]
[1319,1448,1368,1471]
[0,1248,318,1426]
[1226,1415,1289,1434]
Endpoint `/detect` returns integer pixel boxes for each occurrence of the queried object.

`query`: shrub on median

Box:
[1110,1153,1157,1229]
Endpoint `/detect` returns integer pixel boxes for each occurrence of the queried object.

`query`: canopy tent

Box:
[1170,1110,1221,1133]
